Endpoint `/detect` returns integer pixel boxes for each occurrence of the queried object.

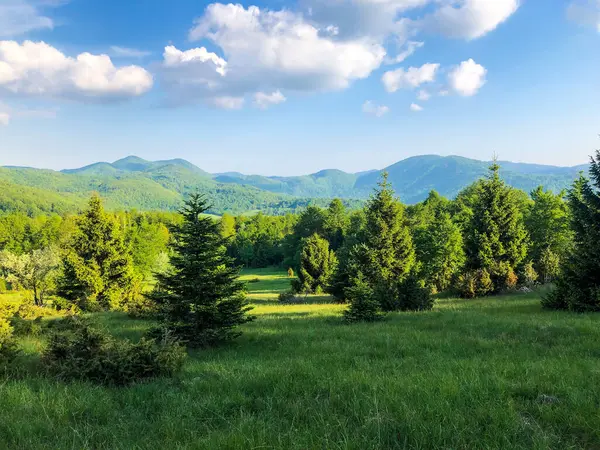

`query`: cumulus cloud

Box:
[0,111,9,125]
[0,0,54,38]
[0,40,153,101]
[410,103,423,112]
[382,63,439,93]
[363,100,390,117]
[448,58,487,96]
[421,0,519,39]
[160,3,385,107]
[254,91,286,109]
[567,0,600,31]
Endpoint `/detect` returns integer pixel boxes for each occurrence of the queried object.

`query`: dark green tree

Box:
[57,195,136,310]
[292,233,337,294]
[147,194,254,347]
[343,173,427,319]
[465,162,529,292]
[544,152,600,311]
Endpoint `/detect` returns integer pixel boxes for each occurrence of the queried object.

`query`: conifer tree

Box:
[465,162,529,292]
[57,195,136,310]
[292,233,337,294]
[148,194,254,347]
[544,151,600,311]
[525,186,572,282]
[343,173,428,320]
[323,199,349,251]
[417,211,466,293]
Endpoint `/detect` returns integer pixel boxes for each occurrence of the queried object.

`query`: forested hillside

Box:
[0,154,586,215]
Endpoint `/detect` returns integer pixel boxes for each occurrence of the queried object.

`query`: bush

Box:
[0,301,20,362]
[456,269,494,298]
[344,277,382,323]
[126,295,159,319]
[520,261,539,287]
[42,316,186,386]
[278,291,296,304]
[396,275,434,312]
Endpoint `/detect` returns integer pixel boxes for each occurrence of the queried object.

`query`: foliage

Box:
[56,195,137,311]
[520,261,539,287]
[0,300,19,362]
[464,162,529,294]
[147,194,254,348]
[0,247,60,305]
[42,316,185,386]
[544,152,600,311]
[287,267,294,278]
[455,269,494,299]
[414,209,465,293]
[343,275,382,323]
[525,186,572,282]
[278,291,297,304]
[292,233,337,294]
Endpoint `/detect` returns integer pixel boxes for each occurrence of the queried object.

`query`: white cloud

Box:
[161,3,386,107]
[0,111,9,125]
[422,0,519,39]
[212,96,244,110]
[439,89,450,96]
[109,46,151,59]
[382,63,439,92]
[0,40,153,101]
[410,103,423,111]
[363,100,390,117]
[0,0,54,38]
[448,58,487,96]
[567,1,600,31]
[254,91,286,109]
[417,89,431,101]
[385,40,424,64]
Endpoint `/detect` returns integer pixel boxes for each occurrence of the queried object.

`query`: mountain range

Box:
[0,155,588,216]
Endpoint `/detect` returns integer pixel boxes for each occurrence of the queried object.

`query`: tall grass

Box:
[1,270,599,449]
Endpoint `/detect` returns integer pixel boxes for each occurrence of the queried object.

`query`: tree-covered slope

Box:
[0,154,586,215]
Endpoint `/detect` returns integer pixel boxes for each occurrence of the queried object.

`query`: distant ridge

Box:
[0,154,588,215]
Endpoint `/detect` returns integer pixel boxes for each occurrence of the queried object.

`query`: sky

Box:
[0,0,598,176]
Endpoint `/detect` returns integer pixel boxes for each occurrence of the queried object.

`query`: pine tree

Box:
[292,233,337,294]
[343,173,424,319]
[147,194,254,347]
[544,152,600,311]
[465,162,529,293]
[57,195,136,310]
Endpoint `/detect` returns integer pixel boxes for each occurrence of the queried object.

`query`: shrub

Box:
[0,301,20,362]
[42,316,186,386]
[344,276,382,323]
[396,274,434,312]
[520,261,539,287]
[126,295,159,319]
[456,269,494,298]
[287,268,294,278]
[278,291,296,304]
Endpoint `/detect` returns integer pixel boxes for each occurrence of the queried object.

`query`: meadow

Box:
[2,268,600,449]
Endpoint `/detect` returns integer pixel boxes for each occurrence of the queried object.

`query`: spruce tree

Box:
[148,194,254,347]
[343,173,426,320]
[465,162,529,292]
[57,195,136,310]
[544,152,600,311]
[292,233,337,294]
[323,199,348,251]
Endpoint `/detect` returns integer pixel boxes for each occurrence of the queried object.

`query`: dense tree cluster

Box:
[3,153,600,322]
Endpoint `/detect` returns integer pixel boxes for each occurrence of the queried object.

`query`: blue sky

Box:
[0,0,598,175]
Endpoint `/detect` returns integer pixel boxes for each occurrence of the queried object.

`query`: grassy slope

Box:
[2,271,600,449]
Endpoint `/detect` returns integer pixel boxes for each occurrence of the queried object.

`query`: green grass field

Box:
[2,269,600,449]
